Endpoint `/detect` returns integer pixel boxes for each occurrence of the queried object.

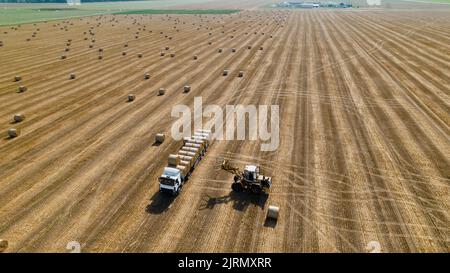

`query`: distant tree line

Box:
[0,0,142,3]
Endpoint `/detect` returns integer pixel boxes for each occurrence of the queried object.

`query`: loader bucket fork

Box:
[221,160,242,177]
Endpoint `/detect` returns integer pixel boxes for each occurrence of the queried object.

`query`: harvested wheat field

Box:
[0,3,449,253]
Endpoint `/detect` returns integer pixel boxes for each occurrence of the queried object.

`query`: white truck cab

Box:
[159,167,183,195]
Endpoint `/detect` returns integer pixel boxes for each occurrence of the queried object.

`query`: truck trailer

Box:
[159,130,212,195]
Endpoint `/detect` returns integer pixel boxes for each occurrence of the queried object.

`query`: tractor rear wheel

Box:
[231,182,244,192]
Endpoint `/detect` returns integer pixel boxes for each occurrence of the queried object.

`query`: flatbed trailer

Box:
[159,130,212,196]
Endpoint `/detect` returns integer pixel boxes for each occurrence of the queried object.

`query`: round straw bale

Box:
[168,154,180,166]
[184,85,191,93]
[18,86,27,93]
[13,114,24,123]
[14,75,21,82]
[8,128,18,138]
[158,88,165,96]
[267,205,279,220]
[155,133,165,143]
[128,94,135,102]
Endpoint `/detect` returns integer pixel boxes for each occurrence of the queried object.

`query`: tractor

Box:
[220,160,272,194]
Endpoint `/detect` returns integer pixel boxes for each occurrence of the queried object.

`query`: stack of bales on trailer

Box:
[167,130,212,181]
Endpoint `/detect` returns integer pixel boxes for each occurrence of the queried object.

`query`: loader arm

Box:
[220,160,242,178]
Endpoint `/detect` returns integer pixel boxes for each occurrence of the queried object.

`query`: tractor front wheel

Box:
[231,182,244,192]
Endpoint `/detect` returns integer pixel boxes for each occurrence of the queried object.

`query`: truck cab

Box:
[159,167,183,195]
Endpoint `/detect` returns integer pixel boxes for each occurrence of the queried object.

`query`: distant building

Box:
[67,0,81,6]
[366,0,381,6]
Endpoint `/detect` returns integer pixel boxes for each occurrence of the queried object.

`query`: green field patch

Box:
[0,6,241,26]
[0,8,109,26]
[30,8,80,11]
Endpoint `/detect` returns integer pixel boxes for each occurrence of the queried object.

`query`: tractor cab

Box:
[244,165,259,181]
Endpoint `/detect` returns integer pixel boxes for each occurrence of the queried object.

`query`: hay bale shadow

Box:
[263,218,277,228]
[152,141,162,147]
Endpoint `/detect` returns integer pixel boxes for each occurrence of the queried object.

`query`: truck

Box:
[159,129,212,196]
